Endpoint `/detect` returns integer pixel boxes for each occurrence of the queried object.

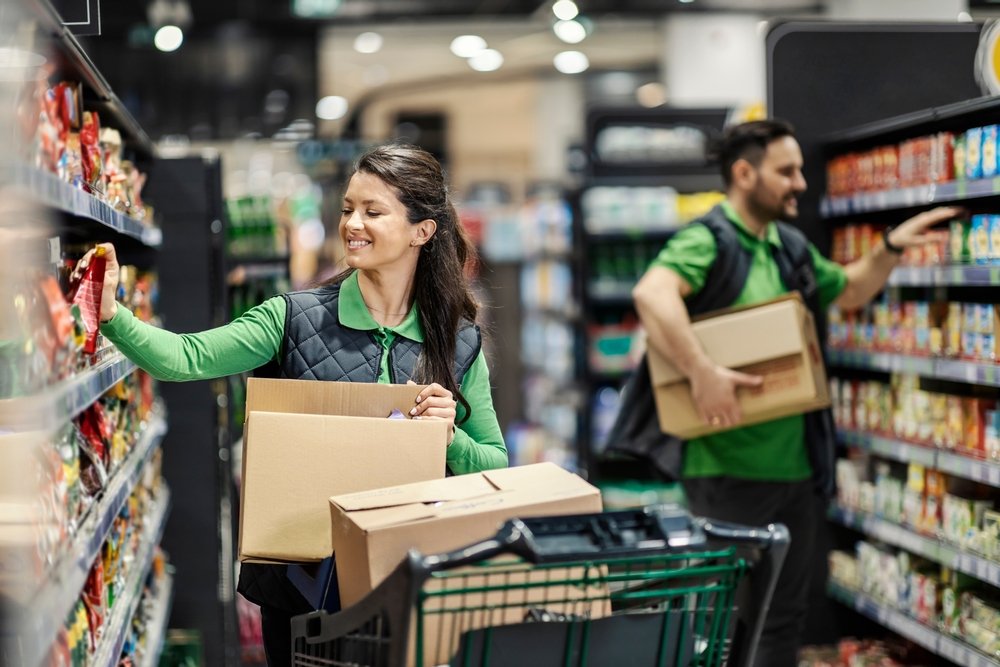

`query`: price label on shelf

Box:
[956,181,968,198]
[983,365,998,385]
[952,267,965,284]
[990,267,1000,285]
[965,364,978,383]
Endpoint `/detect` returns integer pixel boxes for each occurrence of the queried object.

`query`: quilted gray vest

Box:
[278,282,481,385]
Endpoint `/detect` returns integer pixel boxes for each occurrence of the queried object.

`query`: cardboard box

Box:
[238,378,449,563]
[329,462,603,608]
[647,293,831,439]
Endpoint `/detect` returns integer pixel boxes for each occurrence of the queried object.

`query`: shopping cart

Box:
[290,504,789,667]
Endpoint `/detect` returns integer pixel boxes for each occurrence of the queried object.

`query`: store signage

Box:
[52,0,101,36]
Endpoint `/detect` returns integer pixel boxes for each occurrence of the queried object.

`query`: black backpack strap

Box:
[685,205,751,316]
[773,222,819,315]
[773,222,837,497]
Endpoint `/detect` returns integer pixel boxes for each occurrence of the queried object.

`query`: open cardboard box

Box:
[648,293,831,439]
[330,462,607,666]
[238,377,449,563]
[329,462,603,607]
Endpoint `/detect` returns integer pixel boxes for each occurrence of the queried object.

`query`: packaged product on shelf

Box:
[902,463,926,527]
[82,558,106,649]
[859,481,876,514]
[946,395,965,449]
[931,394,948,446]
[977,510,1000,558]
[943,493,993,546]
[966,127,984,180]
[953,132,967,181]
[950,219,970,264]
[985,410,1000,459]
[922,470,947,535]
[962,398,986,455]
[991,216,1000,264]
[983,125,999,178]
[836,457,864,509]
[58,133,85,189]
[79,111,103,194]
[970,215,991,264]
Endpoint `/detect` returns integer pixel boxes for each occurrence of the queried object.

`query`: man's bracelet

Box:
[882,226,904,255]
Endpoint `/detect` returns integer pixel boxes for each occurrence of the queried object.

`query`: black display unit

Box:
[575,106,728,482]
[766,20,987,653]
[146,155,238,666]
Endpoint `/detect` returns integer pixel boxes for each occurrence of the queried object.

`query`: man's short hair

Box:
[714,119,796,187]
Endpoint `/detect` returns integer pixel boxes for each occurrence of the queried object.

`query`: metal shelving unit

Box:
[821,177,1000,218]
[827,349,1000,387]
[0,353,137,432]
[18,416,167,667]
[829,505,1000,589]
[839,429,1000,486]
[89,489,171,667]
[828,582,1000,667]
[6,164,162,247]
[138,571,175,667]
[888,265,1000,288]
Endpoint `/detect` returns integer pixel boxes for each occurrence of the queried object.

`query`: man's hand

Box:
[887,206,963,249]
[689,364,763,428]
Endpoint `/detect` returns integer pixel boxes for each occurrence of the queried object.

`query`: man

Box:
[631,119,957,666]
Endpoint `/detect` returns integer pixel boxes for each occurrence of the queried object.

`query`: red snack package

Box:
[80,111,103,193]
[71,248,106,354]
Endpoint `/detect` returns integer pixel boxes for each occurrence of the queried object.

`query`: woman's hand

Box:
[73,242,120,322]
[409,381,457,444]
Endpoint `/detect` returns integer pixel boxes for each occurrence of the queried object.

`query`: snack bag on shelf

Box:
[58,133,85,189]
[80,111,104,195]
[966,127,984,180]
[953,132,967,181]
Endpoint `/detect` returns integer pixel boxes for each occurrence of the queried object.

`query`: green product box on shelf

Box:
[950,219,970,264]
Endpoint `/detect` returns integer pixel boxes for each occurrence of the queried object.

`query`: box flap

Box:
[245,378,426,421]
[481,462,588,494]
[649,299,805,387]
[330,472,499,512]
[337,501,444,531]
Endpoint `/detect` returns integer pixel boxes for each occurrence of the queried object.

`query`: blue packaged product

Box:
[983,125,999,178]
[971,215,991,264]
[991,216,1000,263]
[967,127,984,180]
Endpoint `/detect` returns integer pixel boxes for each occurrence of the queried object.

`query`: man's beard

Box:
[749,186,798,222]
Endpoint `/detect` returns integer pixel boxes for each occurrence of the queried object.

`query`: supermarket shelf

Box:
[19,416,167,667]
[138,571,174,667]
[823,95,1000,149]
[7,164,162,247]
[935,451,1000,488]
[90,488,171,667]
[827,348,1000,387]
[888,265,1000,287]
[839,429,937,468]
[828,581,1000,667]
[839,429,1000,487]
[27,0,156,158]
[821,177,1000,218]
[829,505,1000,588]
[0,353,138,432]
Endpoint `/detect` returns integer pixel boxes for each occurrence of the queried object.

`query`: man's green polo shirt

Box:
[649,201,847,480]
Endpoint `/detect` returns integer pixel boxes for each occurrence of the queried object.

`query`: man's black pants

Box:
[682,476,824,667]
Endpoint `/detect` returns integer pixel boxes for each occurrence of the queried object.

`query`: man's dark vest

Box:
[605,204,837,496]
[237,281,482,613]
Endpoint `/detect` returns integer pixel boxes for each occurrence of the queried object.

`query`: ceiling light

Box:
[679,0,695,3]
[553,19,587,44]
[553,50,589,74]
[450,35,487,58]
[353,31,383,54]
[153,25,184,52]
[315,95,348,120]
[468,49,504,72]
[552,0,579,21]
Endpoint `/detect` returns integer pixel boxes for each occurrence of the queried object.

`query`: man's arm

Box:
[633,266,761,429]
[836,206,960,311]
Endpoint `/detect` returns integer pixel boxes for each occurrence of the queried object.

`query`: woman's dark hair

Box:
[330,143,479,421]
[714,118,796,187]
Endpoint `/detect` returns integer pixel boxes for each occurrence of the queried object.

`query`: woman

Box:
[85,144,507,665]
